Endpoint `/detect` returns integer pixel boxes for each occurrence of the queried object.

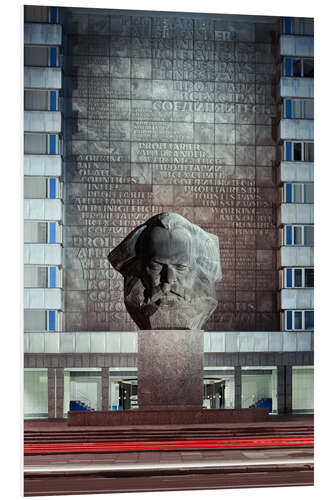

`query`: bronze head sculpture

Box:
[108,212,222,330]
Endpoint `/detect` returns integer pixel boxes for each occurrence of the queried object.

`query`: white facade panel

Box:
[252,333,269,352]
[29,333,45,353]
[225,333,239,352]
[120,331,138,353]
[24,288,63,309]
[45,333,60,353]
[296,332,312,351]
[24,23,62,45]
[24,67,62,89]
[268,331,283,351]
[24,199,62,221]
[239,332,255,352]
[280,77,314,98]
[44,244,62,265]
[280,246,314,267]
[280,162,314,182]
[60,333,75,353]
[75,332,91,353]
[280,204,314,224]
[208,331,226,352]
[91,332,106,353]
[45,199,62,220]
[282,332,297,351]
[280,35,314,57]
[24,330,313,354]
[281,288,314,309]
[24,111,62,133]
[24,155,62,177]
[106,332,121,352]
[280,119,314,140]
[24,244,62,265]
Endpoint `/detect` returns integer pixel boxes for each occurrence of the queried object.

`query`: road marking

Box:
[24,456,314,473]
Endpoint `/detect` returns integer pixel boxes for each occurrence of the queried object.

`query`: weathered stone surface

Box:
[137,329,204,408]
[63,9,280,332]
[108,213,222,330]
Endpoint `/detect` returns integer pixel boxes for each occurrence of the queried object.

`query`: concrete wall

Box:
[280,77,314,98]
[24,67,62,89]
[24,199,62,221]
[24,110,62,133]
[24,155,62,177]
[24,244,62,265]
[280,246,314,267]
[280,203,314,224]
[24,288,63,309]
[24,330,313,354]
[280,118,314,140]
[24,23,62,45]
[280,35,314,57]
[280,162,314,182]
[281,288,314,309]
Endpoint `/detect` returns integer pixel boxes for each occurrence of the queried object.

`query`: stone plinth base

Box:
[138,329,203,409]
[67,408,268,426]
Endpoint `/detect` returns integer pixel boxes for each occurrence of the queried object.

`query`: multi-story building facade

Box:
[23,6,314,419]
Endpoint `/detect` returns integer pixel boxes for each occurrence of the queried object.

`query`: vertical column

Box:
[101,368,110,411]
[234,366,242,409]
[48,367,56,418]
[285,366,292,413]
[56,367,64,418]
[277,365,286,414]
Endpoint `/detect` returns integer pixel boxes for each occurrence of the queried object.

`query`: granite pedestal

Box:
[138,329,203,409]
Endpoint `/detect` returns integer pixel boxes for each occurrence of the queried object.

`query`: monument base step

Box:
[67,408,268,426]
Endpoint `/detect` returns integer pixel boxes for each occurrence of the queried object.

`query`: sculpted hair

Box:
[108,212,222,282]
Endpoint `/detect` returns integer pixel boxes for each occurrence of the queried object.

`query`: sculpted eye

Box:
[175,264,188,271]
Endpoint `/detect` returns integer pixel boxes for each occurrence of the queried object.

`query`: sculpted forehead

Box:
[140,226,193,262]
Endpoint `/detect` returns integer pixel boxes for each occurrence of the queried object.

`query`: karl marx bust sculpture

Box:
[108,213,222,330]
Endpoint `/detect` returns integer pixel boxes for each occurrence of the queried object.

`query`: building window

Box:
[24,133,61,155]
[48,134,61,154]
[283,17,314,36]
[292,366,314,414]
[284,183,314,203]
[283,57,314,78]
[284,225,314,246]
[48,310,56,331]
[48,178,57,198]
[49,267,57,288]
[49,7,59,24]
[284,141,314,161]
[24,90,60,111]
[285,268,314,288]
[24,5,50,22]
[24,46,60,68]
[285,310,314,330]
[284,99,314,119]
[48,222,56,243]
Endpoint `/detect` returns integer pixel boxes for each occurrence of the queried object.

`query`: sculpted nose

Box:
[165,265,176,284]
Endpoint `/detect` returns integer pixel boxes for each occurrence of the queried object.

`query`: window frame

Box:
[284,225,314,246]
[283,17,314,36]
[283,99,314,119]
[284,183,314,203]
[285,310,314,331]
[284,267,314,288]
[284,141,314,161]
[283,57,314,78]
